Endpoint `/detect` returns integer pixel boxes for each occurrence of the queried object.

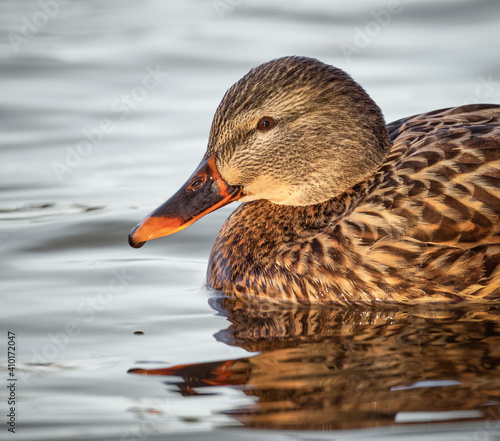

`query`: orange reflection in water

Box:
[130,298,500,430]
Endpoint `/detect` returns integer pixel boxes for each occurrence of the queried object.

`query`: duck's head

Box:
[129,56,391,248]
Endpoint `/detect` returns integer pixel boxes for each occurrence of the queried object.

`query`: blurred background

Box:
[1,1,500,440]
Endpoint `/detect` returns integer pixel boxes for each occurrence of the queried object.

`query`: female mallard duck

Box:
[129,56,500,305]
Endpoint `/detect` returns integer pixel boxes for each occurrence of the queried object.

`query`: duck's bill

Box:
[128,154,241,248]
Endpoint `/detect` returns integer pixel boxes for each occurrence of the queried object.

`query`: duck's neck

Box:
[207,178,373,290]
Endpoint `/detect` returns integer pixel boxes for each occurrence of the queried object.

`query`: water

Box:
[1,1,500,440]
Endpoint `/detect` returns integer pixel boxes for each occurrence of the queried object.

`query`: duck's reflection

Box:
[129,297,500,430]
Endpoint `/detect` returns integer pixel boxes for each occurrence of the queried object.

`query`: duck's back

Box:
[372,104,500,246]
[208,104,500,305]
[342,104,500,302]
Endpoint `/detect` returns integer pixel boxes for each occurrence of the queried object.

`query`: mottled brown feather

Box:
[204,58,500,305]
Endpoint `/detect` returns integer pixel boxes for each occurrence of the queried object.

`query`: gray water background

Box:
[1,1,500,440]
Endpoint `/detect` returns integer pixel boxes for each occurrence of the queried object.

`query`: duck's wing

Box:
[333,104,500,301]
[351,104,500,247]
[387,103,499,139]
[386,114,412,142]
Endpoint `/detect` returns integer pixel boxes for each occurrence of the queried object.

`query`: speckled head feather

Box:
[206,56,392,206]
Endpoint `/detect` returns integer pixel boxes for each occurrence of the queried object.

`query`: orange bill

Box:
[128,154,241,248]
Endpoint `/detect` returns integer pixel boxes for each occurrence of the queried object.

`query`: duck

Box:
[128,56,500,305]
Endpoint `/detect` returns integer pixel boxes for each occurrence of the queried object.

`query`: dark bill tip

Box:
[128,225,146,248]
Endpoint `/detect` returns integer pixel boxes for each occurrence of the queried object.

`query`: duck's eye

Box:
[257,116,276,131]
[187,176,206,191]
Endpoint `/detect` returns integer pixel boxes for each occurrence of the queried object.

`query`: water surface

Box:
[1,1,500,440]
